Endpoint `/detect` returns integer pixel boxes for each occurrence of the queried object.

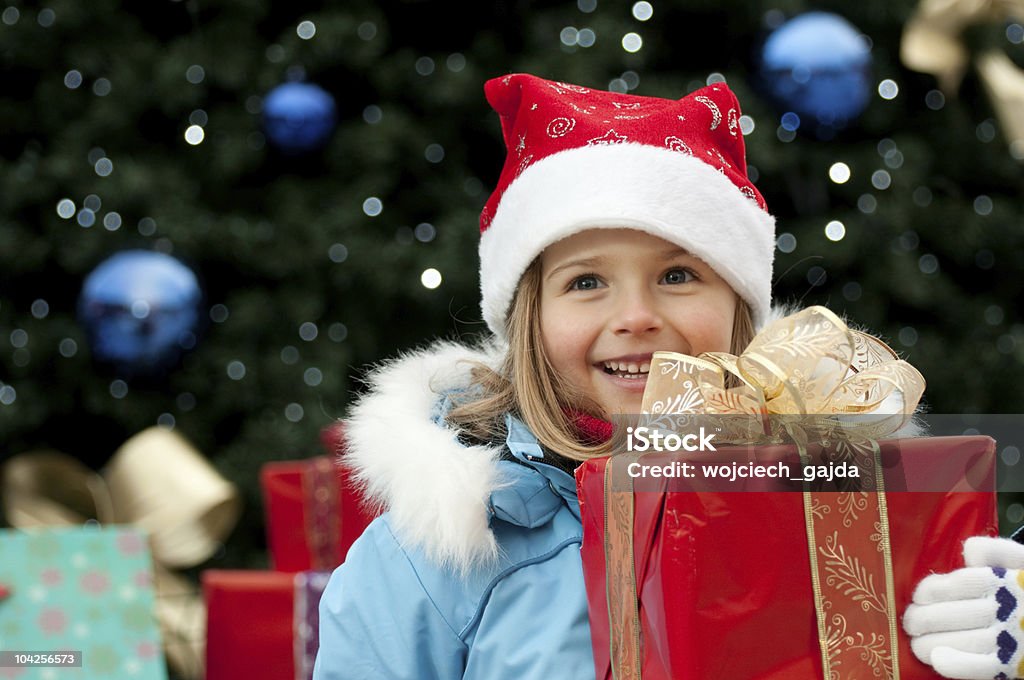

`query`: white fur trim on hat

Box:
[479,143,776,338]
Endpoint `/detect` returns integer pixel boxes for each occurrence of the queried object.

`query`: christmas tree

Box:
[2,0,1023,582]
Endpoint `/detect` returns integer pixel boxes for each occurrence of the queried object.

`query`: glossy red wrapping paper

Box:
[203,569,331,680]
[261,425,378,572]
[575,436,998,680]
[205,570,291,680]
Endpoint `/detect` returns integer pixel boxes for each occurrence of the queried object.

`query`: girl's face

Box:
[540,229,737,416]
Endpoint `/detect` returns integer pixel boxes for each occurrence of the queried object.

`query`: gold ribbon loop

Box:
[103,427,242,569]
[2,451,116,526]
[901,0,1024,94]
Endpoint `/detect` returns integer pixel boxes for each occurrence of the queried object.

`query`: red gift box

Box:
[203,569,331,680]
[261,426,378,572]
[576,436,998,680]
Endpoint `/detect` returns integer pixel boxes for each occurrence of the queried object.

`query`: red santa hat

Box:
[479,73,776,338]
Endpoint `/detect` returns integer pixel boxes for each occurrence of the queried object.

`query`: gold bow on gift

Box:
[901,0,1024,149]
[605,306,927,680]
[1,427,242,680]
[643,305,925,443]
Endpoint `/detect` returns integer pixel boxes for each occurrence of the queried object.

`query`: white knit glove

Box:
[904,536,1024,680]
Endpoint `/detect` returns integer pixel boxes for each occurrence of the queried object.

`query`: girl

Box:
[313,74,1017,680]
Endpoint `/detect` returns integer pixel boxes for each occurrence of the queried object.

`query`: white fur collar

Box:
[342,340,508,572]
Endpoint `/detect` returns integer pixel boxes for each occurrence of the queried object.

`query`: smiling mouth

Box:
[601,360,651,380]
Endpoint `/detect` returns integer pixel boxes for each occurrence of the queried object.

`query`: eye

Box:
[661,268,696,285]
[569,274,604,291]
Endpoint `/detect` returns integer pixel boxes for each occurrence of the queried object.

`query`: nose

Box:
[612,287,663,336]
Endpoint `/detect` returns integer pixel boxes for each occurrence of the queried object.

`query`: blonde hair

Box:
[448,258,758,462]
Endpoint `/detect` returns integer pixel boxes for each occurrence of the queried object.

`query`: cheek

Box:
[681,300,736,352]
[710,305,735,342]
[719,314,737,349]
[540,302,591,376]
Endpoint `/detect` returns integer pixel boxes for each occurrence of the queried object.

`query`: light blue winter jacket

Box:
[312,343,596,679]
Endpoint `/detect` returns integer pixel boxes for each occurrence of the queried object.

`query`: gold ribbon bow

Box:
[605,306,926,680]
[901,0,1024,149]
[643,305,925,443]
[1,427,242,680]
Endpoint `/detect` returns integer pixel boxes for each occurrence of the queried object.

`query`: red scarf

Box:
[566,409,614,444]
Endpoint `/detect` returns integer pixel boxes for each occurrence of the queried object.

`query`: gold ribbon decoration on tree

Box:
[1,426,242,680]
[901,0,1024,151]
[604,306,926,679]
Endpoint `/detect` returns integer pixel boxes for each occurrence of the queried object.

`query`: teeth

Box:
[602,360,651,374]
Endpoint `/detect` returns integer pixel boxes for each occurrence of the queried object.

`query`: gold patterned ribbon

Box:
[797,439,902,679]
[604,454,642,680]
[1,427,242,680]
[603,306,924,679]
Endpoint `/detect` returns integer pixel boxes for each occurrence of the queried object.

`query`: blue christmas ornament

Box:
[78,250,202,377]
[759,12,872,135]
[262,82,337,154]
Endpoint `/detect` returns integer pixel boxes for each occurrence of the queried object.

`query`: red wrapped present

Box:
[203,569,331,680]
[577,435,998,680]
[578,307,1000,679]
[261,425,378,572]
